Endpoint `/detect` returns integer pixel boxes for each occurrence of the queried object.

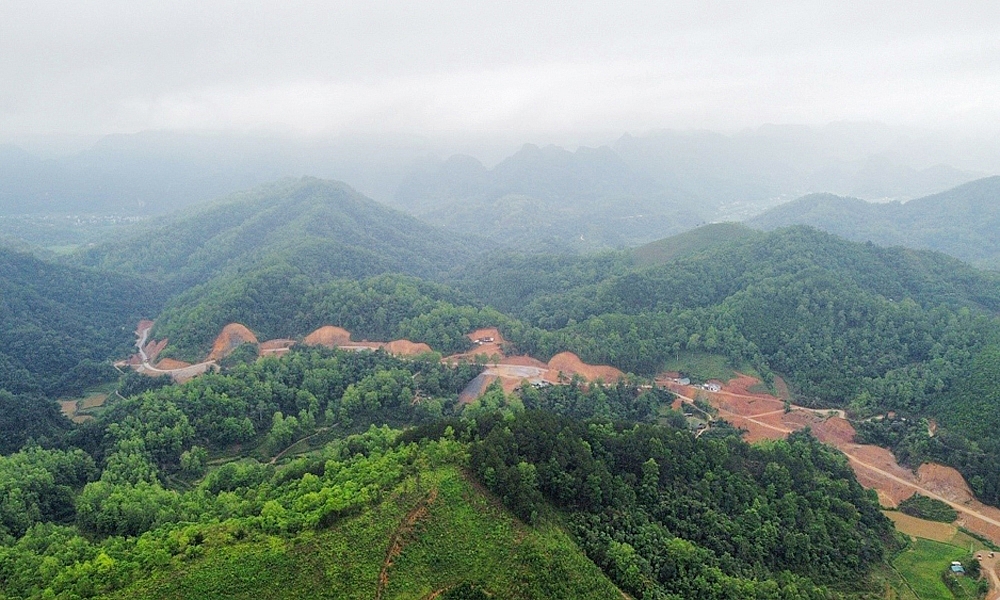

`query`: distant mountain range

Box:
[0,125,987,254]
[749,176,1000,269]
[73,177,478,291]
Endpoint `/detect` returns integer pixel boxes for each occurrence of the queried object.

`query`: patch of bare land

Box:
[303,326,352,347]
[383,339,433,356]
[885,511,958,542]
[547,352,624,382]
[458,373,499,405]
[154,358,193,370]
[665,372,1000,545]
[207,323,259,361]
[259,339,296,356]
[59,392,108,424]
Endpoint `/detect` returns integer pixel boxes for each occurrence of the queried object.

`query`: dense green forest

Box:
[749,176,1000,269]
[6,175,1000,596]
[0,247,160,396]
[72,178,481,292]
[0,345,894,598]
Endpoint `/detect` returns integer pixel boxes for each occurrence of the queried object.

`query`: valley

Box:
[4,176,1000,598]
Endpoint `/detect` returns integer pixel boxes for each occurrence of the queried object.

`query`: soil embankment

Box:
[207,323,258,361]
[303,326,353,347]
[665,373,1000,546]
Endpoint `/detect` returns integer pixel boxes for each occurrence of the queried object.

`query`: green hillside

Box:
[74,178,480,291]
[632,222,760,266]
[749,176,1000,268]
[0,345,894,599]
[0,246,160,397]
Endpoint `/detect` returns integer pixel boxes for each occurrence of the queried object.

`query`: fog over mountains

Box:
[0,123,989,227]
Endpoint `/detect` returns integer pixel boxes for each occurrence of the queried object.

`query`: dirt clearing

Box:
[384,339,433,356]
[207,323,258,361]
[547,352,623,382]
[885,512,958,543]
[303,326,352,347]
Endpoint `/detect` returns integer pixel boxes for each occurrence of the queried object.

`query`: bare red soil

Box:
[155,358,193,370]
[143,339,168,363]
[383,339,433,356]
[665,372,1000,545]
[466,327,506,358]
[206,323,259,361]
[303,326,352,347]
[547,352,624,382]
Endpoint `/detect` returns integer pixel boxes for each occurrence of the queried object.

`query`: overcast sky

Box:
[3,1,1000,144]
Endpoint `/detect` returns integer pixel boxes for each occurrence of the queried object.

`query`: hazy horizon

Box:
[3,1,1000,149]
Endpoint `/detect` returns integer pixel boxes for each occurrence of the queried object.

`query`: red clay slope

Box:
[207,323,259,361]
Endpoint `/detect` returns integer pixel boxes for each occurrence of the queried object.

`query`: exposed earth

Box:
[664,374,1000,549]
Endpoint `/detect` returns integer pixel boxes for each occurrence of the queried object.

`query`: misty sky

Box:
[3,1,1000,142]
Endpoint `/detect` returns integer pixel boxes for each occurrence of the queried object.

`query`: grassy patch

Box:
[893,538,971,599]
[661,351,741,383]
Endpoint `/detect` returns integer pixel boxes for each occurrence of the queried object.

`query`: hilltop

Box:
[749,176,1000,268]
[0,246,160,397]
[73,177,480,291]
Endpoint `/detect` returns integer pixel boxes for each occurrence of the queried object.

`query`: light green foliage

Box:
[893,538,975,599]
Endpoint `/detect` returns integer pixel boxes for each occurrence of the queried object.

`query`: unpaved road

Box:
[132,322,216,381]
[673,385,1000,539]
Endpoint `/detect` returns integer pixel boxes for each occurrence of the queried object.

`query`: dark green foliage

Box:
[153,271,507,361]
[518,378,666,423]
[0,246,160,397]
[74,178,480,292]
[441,582,491,599]
[0,390,72,454]
[218,343,260,369]
[469,411,892,598]
[118,371,173,398]
[0,446,96,542]
[897,493,958,523]
[749,176,1000,269]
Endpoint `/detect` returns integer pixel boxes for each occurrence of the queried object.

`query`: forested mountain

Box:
[749,176,1000,268]
[390,126,982,251]
[447,225,1000,504]
[395,144,705,251]
[0,246,160,396]
[0,346,894,598]
[73,178,479,292]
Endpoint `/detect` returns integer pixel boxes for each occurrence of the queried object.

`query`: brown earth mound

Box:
[155,358,193,370]
[137,319,154,332]
[303,326,352,347]
[547,352,623,382]
[207,323,259,361]
[809,416,857,446]
[467,327,505,358]
[384,339,433,356]
[260,339,296,350]
[917,463,975,505]
[143,339,168,362]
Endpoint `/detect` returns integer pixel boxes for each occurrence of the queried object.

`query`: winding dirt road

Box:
[132,322,216,381]
[672,385,1000,543]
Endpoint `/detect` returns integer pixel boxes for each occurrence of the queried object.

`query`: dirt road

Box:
[672,384,1000,543]
[131,321,216,382]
